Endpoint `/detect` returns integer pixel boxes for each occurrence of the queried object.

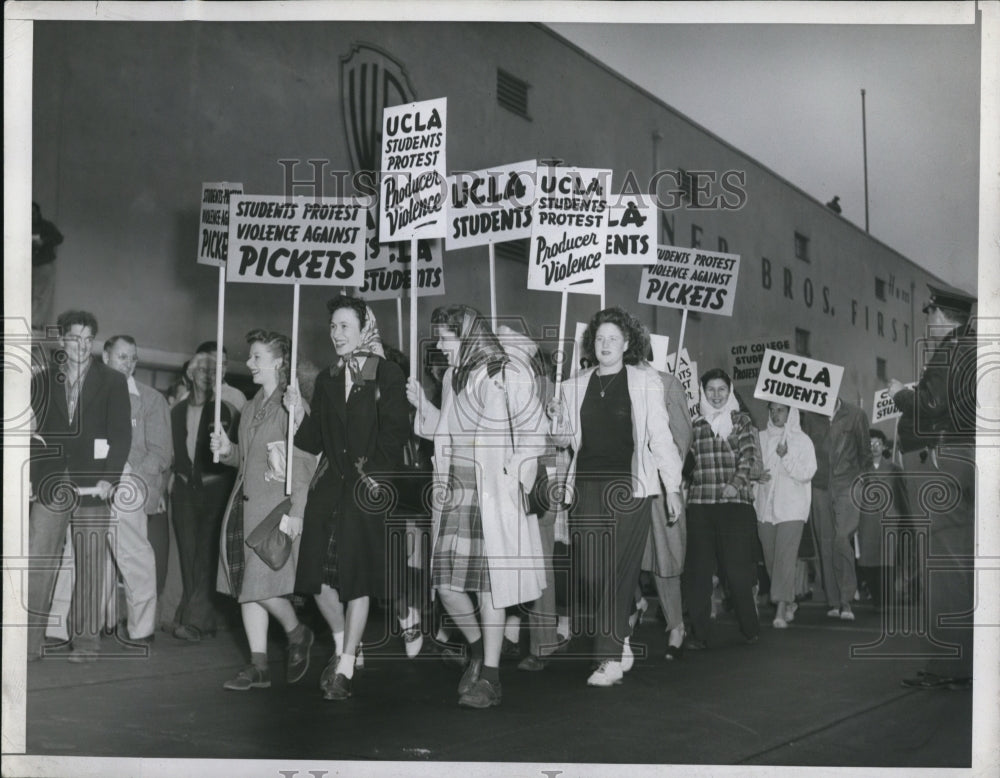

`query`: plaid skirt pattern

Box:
[224,483,246,597]
[432,463,490,593]
[321,519,339,589]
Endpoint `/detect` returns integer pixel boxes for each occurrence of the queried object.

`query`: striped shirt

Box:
[687,411,761,505]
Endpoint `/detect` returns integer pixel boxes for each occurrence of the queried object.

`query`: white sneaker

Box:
[587,659,624,687]
[826,607,842,619]
[621,637,634,673]
[785,603,798,622]
[772,617,788,629]
[839,608,855,622]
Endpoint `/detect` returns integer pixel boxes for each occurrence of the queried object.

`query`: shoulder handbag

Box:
[501,365,551,516]
[245,497,293,571]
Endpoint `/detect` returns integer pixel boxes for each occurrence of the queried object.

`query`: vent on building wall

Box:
[496,239,530,264]
[875,277,886,301]
[794,232,810,262]
[677,169,696,203]
[876,357,888,381]
[497,69,531,119]
[795,327,811,357]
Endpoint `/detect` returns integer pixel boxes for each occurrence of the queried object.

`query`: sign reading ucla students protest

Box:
[872,382,917,425]
[753,349,845,417]
[604,193,658,266]
[446,160,536,250]
[528,167,611,295]
[361,239,445,301]
[198,182,243,266]
[729,335,795,384]
[226,195,367,286]
[638,245,741,316]
[379,97,448,242]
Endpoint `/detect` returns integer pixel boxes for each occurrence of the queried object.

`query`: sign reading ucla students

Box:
[529,167,611,295]
[753,349,844,417]
[604,193,658,266]
[361,239,445,301]
[446,160,536,250]
[226,195,367,286]
[379,97,448,242]
[198,182,243,266]
[639,245,741,316]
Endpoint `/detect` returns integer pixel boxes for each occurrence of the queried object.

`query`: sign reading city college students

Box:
[528,166,611,295]
[379,97,448,242]
[753,349,845,418]
[604,193,658,266]
[198,182,243,266]
[729,335,794,384]
[361,239,445,301]
[638,245,741,316]
[446,160,536,250]
[226,195,367,286]
[872,382,917,425]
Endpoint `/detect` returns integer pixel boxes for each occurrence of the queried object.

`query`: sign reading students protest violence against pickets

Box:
[226,195,367,286]
[379,97,448,243]
[360,239,445,301]
[753,349,845,418]
[668,348,701,421]
[446,160,536,250]
[729,335,794,384]
[872,382,917,425]
[638,246,741,316]
[198,182,243,266]
[528,167,611,296]
[604,193,658,266]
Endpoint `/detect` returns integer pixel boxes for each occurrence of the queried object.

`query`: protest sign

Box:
[729,335,794,384]
[528,167,611,296]
[604,193,658,266]
[753,349,844,417]
[227,195,367,286]
[872,382,917,425]
[198,182,243,266]
[379,97,448,242]
[638,246,741,316]
[668,348,701,421]
[648,333,671,373]
[361,239,445,301]
[446,160,536,250]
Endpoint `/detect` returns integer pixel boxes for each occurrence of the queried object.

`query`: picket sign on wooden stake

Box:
[551,290,569,435]
[285,283,300,495]
[396,296,404,352]
[409,237,419,379]
[673,309,689,375]
[488,242,498,331]
[212,266,225,463]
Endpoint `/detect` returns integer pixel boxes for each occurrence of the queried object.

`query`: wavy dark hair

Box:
[326,294,368,329]
[581,306,649,367]
[699,367,733,391]
[246,329,291,390]
[431,304,507,394]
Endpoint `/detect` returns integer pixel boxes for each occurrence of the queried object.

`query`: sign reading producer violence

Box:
[226,195,367,286]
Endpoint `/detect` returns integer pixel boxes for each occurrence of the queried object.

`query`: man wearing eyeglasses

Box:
[889,284,977,691]
[28,310,132,662]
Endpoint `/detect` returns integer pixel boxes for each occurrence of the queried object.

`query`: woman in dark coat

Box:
[285,295,409,701]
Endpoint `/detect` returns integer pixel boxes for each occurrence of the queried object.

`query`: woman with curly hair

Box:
[210,330,315,691]
[548,307,684,687]
[406,305,547,709]
[681,368,764,649]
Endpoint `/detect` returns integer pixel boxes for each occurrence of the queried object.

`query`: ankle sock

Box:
[399,606,420,631]
[333,630,344,656]
[336,653,356,679]
[287,623,306,644]
[481,664,499,684]
[503,617,521,644]
[250,651,268,671]
[556,616,570,639]
[469,637,484,661]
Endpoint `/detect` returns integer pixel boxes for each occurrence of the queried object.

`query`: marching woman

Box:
[547,307,684,687]
[211,330,315,691]
[754,403,817,629]
[681,368,764,649]
[284,295,410,701]
[406,305,547,708]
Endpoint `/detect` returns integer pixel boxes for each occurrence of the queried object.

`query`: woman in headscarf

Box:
[754,403,817,628]
[681,368,763,649]
[406,305,547,709]
[210,330,315,691]
[547,307,684,687]
[284,295,409,701]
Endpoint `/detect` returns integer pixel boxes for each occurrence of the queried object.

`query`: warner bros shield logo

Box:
[340,43,417,175]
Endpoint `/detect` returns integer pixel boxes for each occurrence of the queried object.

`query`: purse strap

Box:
[501,364,516,455]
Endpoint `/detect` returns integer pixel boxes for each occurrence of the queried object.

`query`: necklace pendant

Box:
[600,390,605,398]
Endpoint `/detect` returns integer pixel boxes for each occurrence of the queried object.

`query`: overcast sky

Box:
[550,21,981,295]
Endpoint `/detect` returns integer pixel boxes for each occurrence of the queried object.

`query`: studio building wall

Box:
[31,21,959,421]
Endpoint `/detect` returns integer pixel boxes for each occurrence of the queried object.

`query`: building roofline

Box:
[535,22,966,295]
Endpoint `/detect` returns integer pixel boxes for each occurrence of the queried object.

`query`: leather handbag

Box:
[245,497,293,570]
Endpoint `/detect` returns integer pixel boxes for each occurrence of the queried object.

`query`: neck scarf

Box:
[700,389,740,439]
[335,305,385,384]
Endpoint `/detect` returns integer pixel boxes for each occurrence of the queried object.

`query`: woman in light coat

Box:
[548,307,684,687]
[211,330,314,691]
[755,403,817,628]
[407,305,547,709]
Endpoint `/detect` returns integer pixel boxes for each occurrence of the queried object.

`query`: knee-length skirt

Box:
[431,463,490,593]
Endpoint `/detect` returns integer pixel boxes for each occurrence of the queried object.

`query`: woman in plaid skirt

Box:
[406,305,547,709]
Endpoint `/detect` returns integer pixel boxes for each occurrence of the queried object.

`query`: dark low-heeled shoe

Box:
[683,637,708,651]
[458,657,483,695]
[664,643,684,660]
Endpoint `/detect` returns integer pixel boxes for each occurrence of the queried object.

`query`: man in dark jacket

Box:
[28,310,132,661]
[891,284,977,690]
